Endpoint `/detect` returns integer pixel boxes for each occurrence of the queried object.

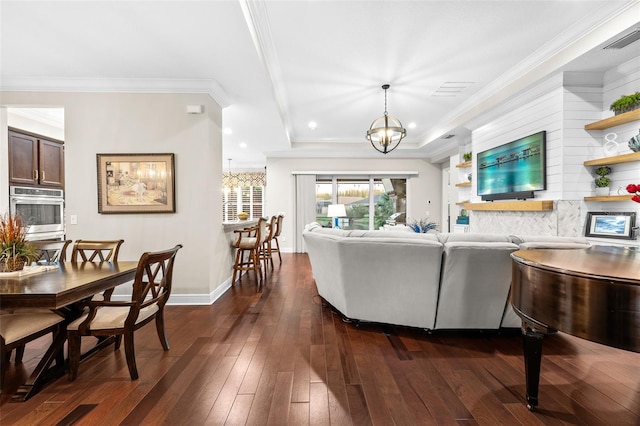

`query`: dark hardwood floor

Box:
[1,253,639,425]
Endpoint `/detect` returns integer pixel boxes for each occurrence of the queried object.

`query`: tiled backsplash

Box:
[471,200,583,237]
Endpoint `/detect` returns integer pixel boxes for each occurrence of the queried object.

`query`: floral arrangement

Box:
[407,217,438,233]
[0,213,37,272]
[626,184,640,203]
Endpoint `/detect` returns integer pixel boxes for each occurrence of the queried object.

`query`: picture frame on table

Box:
[96,153,175,214]
[584,211,636,240]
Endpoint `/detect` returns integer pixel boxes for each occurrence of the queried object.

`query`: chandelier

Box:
[366,84,406,154]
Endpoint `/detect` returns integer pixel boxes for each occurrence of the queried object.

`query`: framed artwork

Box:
[584,211,636,240]
[97,153,175,214]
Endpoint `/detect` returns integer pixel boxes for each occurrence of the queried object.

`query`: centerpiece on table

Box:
[0,213,37,272]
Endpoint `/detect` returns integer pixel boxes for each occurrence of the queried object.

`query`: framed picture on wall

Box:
[584,211,636,240]
[96,153,176,214]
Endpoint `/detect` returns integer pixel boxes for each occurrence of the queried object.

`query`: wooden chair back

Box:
[71,239,124,262]
[31,239,72,264]
[130,244,182,317]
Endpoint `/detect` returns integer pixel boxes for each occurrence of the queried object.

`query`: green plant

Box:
[610,92,640,114]
[594,165,612,188]
[407,217,438,233]
[595,176,611,188]
[462,152,472,162]
[0,213,37,271]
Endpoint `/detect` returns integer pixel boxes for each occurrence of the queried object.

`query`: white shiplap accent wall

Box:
[471,77,564,203]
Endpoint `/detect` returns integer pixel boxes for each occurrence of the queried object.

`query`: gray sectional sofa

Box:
[302,223,591,330]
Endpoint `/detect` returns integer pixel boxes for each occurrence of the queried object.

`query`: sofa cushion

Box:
[349,229,439,241]
[510,234,591,250]
[437,233,512,244]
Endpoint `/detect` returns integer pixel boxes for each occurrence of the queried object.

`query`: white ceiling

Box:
[2,1,639,169]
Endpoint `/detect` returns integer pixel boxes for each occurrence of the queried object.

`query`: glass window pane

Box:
[315,180,332,227]
[337,179,369,230]
[374,178,406,229]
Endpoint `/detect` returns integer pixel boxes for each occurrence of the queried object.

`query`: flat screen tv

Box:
[476,130,546,201]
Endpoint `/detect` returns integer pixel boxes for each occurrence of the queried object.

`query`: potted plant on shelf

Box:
[594,166,612,196]
[610,92,640,115]
[462,152,472,162]
[0,213,37,272]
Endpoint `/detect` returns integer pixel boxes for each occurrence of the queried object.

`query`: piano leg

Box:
[522,325,545,411]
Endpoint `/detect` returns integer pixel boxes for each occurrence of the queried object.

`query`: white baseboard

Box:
[111,276,233,306]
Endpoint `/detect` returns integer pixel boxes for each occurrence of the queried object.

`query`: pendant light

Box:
[366,84,406,154]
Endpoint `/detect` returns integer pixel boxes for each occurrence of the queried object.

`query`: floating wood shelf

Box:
[584,151,640,166]
[455,161,472,168]
[463,200,553,211]
[455,181,471,187]
[584,195,633,202]
[584,109,640,130]
[456,200,470,206]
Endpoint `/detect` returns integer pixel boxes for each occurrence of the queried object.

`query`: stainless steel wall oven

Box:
[9,186,65,241]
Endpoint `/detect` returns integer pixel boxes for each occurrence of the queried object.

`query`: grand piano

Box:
[510,245,640,410]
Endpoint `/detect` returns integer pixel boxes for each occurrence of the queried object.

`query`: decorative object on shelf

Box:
[366,84,406,154]
[626,183,640,203]
[594,165,612,196]
[628,129,640,152]
[465,173,472,182]
[463,152,472,162]
[0,213,37,272]
[610,92,640,115]
[407,217,438,233]
[584,211,636,240]
[456,209,469,225]
[603,132,619,156]
[237,212,249,221]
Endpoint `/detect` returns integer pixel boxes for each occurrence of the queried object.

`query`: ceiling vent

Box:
[432,82,474,97]
[603,29,640,49]
[441,134,455,139]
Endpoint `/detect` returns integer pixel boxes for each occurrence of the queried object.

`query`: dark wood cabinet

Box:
[8,128,64,188]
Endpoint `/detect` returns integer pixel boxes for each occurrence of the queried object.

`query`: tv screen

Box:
[476,131,546,201]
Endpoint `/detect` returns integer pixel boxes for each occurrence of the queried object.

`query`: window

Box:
[222,170,265,222]
[223,186,264,222]
[315,176,406,230]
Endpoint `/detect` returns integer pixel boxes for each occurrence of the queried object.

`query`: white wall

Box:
[265,157,442,252]
[456,57,640,240]
[1,91,234,302]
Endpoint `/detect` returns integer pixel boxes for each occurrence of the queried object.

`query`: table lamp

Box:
[327,204,347,229]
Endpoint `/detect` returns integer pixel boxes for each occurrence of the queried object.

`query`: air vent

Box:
[441,134,455,139]
[603,29,640,49]
[432,82,474,97]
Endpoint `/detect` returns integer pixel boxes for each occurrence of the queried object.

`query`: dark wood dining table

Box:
[0,260,138,401]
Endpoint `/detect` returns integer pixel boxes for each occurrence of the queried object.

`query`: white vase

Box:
[595,187,610,196]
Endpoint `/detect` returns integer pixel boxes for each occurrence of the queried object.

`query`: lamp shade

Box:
[327,204,347,217]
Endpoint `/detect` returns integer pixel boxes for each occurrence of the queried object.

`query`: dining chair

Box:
[270,214,284,264]
[31,239,72,264]
[6,239,72,363]
[259,215,278,270]
[67,244,182,381]
[231,217,267,285]
[71,239,124,301]
[71,239,124,263]
[1,311,65,389]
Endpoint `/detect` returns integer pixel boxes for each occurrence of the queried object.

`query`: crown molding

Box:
[0,77,232,108]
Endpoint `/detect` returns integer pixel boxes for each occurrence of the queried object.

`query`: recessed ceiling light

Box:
[308,121,318,130]
[408,122,416,129]
[239,142,247,148]
[223,128,233,135]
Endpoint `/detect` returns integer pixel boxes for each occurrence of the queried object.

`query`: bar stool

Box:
[232,217,267,284]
